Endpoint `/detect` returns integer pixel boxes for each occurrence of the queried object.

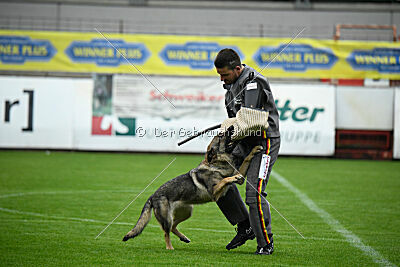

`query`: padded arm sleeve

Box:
[231,107,269,140]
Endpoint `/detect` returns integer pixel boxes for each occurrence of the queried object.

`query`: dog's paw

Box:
[122,235,130,242]
[180,237,191,243]
[235,174,245,185]
[251,145,263,155]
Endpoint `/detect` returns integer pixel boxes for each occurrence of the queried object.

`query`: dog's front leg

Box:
[238,145,263,176]
[213,174,243,201]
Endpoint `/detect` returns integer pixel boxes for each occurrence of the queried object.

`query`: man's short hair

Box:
[214,48,241,70]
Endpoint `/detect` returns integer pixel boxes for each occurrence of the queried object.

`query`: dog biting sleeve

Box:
[231,107,269,140]
[220,117,237,133]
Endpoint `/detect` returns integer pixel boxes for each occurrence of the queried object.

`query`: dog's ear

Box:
[206,147,215,163]
[223,126,236,153]
[227,125,234,137]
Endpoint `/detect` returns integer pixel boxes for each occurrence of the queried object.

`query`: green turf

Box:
[0,151,399,266]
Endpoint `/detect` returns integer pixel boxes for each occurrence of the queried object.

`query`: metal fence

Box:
[0,15,396,41]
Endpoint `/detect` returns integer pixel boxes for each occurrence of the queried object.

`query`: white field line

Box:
[271,170,396,267]
[0,190,139,199]
[0,207,347,243]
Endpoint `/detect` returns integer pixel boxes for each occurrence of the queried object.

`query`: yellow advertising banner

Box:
[1,30,400,79]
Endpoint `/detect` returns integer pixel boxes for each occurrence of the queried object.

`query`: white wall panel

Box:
[394,88,400,159]
[0,76,93,149]
[336,87,394,130]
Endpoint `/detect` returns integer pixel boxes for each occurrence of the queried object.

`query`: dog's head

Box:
[205,128,236,164]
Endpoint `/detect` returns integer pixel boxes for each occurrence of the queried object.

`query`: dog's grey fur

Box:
[122,134,262,250]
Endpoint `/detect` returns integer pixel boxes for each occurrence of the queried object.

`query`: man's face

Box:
[216,66,241,85]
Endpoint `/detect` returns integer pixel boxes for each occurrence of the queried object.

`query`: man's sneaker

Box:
[254,234,274,255]
[226,227,255,250]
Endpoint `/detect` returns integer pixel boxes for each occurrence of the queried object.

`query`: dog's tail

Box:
[122,195,153,242]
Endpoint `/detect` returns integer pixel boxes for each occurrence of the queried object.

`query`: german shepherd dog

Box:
[122,133,262,250]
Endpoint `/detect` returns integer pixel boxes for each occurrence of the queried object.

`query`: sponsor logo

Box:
[92,115,136,136]
[0,36,56,64]
[347,48,400,73]
[275,99,324,122]
[253,44,337,72]
[149,90,224,102]
[2,89,34,132]
[159,42,243,69]
[65,39,150,67]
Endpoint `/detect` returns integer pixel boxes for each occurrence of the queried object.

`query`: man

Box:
[214,48,280,255]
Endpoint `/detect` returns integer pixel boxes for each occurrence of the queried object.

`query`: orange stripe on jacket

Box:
[257,138,271,244]
[257,178,270,244]
[266,138,271,155]
[262,130,267,139]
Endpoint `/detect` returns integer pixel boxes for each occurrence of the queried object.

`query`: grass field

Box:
[0,150,399,266]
